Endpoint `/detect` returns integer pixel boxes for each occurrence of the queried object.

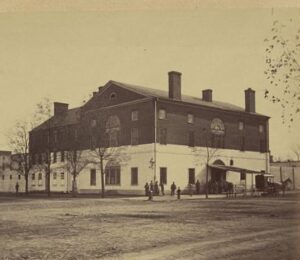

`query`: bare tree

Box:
[33,98,52,196]
[192,128,220,199]
[88,116,130,198]
[264,19,300,126]
[8,121,31,194]
[65,149,90,197]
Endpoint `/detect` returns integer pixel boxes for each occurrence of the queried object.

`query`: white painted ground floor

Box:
[0,144,269,194]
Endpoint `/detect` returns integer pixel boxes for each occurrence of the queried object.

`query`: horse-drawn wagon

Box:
[255,174,291,196]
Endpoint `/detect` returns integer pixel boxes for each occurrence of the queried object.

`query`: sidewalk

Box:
[126,194,228,201]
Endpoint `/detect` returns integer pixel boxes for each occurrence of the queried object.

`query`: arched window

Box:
[105,115,121,147]
[105,160,120,185]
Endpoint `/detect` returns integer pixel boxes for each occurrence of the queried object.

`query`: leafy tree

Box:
[264,19,300,126]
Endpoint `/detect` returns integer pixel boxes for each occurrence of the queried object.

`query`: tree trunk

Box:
[25,173,29,195]
[72,174,77,197]
[205,163,209,199]
[100,156,105,198]
[46,166,51,197]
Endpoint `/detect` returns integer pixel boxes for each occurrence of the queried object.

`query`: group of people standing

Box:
[144,180,201,200]
[144,181,164,198]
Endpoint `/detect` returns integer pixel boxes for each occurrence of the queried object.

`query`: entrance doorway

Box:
[210,160,226,194]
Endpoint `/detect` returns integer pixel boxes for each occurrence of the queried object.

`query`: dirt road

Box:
[0,195,299,259]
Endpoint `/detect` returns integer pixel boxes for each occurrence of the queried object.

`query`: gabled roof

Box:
[31,79,268,132]
[109,80,267,117]
[31,107,81,132]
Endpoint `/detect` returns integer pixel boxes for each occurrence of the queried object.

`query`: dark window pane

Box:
[90,169,96,186]
[188,168,195,184]
[131,168,138,185]
[160,167,167,185]
[188,131,195,147]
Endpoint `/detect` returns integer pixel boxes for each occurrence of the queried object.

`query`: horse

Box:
[271,178,292,196]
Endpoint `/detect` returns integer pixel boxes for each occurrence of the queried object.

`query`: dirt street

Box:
[0,195,299,259]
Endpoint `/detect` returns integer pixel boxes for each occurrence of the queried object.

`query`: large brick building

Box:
[28,71,270,194]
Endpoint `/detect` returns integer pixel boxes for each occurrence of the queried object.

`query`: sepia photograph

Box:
[0,1,299,259]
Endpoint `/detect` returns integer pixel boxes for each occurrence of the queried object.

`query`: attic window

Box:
[110,92,117,100]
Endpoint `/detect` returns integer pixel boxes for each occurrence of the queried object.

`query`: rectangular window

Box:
[241,172,246,181]
[158,109,166,119]
[38,154,42,164]
[131,110,138,121]
[131,128,139,145]
[90,169,96,186]
[74,129,78,141]
[108,131,119,147]
[60,172,64,186]
[91,119,97,128]
[18,175,21,180]
[240,136,245,151]
[159,128,167,145]
[160,167,167,185]
[10,175,12,180]
[32,173,35,180]
[260,139,265,153]
[61,151,65,162]
[53,172,57,186]
[90,135,96,150]
[259,124,264,133]
[38,173,42,180]
[212,135,224,148]
[54,130,58,143]
[238,121,244,130]
[105,166,120,185]
[2,175,4,180]
[31,154,36,165]
[53,151,57,163]
[188,131,195,147]
[187,113,194,124]
[131,167,138,185]
[188,168,195,184]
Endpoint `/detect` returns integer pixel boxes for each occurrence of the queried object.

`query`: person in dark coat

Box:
[154,181,159,196]
[144,182,149,196]
[160,182,164,196]
[150,181,154,193]
[188,183,193,196]
[177,187,181,199]
[171,182,176,196]
[195,180,200,194]
[15,182,19,196]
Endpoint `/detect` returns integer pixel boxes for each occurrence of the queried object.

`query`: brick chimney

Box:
[245,88,255,113]
[202,89,212,102]
[54,102,68,117]
[168,71,181,100]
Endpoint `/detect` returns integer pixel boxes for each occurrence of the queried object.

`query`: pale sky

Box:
[0,1,299,160]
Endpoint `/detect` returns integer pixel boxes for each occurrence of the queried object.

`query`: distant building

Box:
[270,160,300,190]
[25,71,270,194]
[0,151,26,193]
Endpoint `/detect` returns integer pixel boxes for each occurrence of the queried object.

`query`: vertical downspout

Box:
[154,98,157,182]
[265,119,270,173]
